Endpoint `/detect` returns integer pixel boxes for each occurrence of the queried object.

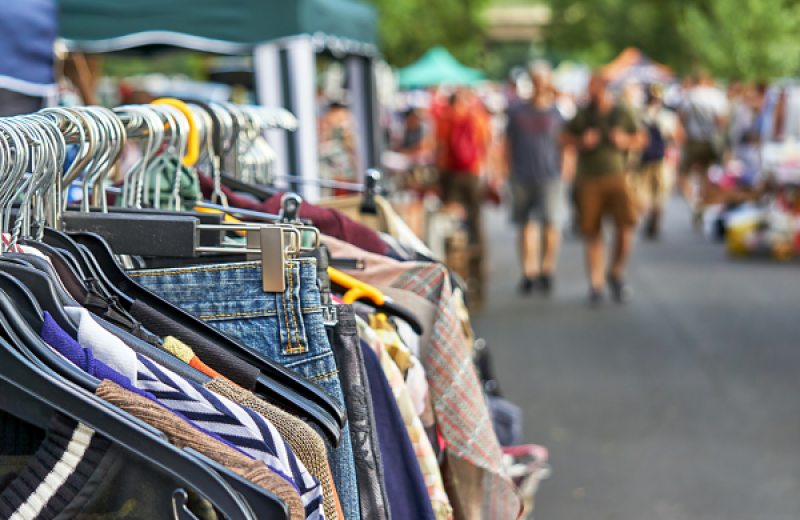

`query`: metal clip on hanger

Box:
[280,193,302,223]
[360,168,381,215]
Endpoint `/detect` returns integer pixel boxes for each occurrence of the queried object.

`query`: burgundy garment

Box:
[197,174,388,255]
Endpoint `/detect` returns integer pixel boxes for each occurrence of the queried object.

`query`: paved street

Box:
[472,199,800,520]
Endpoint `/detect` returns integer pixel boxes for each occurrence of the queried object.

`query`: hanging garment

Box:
[361,340,437,520]
[0,410,213,520]
[96,380,306,520]
[358,319,452,520]
[205,377,343,520]
[370,314,430,422]
[132,258,361,520]
[321,239,521,519]
[328,305,391,520]
[40,312,326,520]
[0,412,111,520]
[317,195,437,261]
[133,356,325,520]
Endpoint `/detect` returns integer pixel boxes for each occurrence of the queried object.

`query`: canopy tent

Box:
[0,0,57,98]
[58,0,377,53]
[602,47,673,86]
[397,47,485,89]
[56,0,379,202]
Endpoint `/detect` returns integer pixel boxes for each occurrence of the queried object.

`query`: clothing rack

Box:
[0,100,530,520]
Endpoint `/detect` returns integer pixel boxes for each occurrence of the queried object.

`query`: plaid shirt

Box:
[323,235,521,519]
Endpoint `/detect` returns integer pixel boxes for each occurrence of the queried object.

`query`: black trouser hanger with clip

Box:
[69,230,346,445]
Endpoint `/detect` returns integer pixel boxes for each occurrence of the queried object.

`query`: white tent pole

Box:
[346,56,369,182]
[286,35,320,201]
[254,42,289,185]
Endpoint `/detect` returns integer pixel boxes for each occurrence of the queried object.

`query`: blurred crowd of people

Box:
[380,64,777,305]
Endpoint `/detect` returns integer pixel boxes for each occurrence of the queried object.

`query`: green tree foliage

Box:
[545,0,800,80]
[682,0,800,79]
[363,0,493,67]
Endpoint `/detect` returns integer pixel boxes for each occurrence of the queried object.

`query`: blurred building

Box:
[484,5,550,42]
[483,4,551,80]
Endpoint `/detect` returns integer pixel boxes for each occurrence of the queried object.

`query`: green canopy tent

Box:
[56,0,380,201]
[398,46,485,89]
[58,0,377,53]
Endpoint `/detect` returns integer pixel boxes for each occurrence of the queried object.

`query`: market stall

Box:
[57,0,380,201]
[397,46,485,89]
[602,47,674,86]
[714,81,800,259]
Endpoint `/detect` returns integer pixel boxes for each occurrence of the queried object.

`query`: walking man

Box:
[562,74,643,304]
[506,62,566,294]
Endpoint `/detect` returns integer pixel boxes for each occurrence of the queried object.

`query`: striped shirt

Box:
[41,312,325,520]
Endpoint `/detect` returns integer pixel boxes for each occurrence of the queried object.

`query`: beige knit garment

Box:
[204,377,340,520]
[162,336,195,363]
[95,380,305,520]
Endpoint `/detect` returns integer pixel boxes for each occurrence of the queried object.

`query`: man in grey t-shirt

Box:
[506,62,567,295]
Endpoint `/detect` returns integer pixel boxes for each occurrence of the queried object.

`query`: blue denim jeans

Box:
[131,258,361,520]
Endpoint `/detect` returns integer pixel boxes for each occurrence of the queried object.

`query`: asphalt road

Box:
[472,199,800,520]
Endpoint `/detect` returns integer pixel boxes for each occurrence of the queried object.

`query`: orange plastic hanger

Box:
[327,267,384,305]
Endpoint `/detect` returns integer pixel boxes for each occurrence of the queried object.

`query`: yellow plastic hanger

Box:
[152,98,200,166]
[193,206,247,236]
[194,205,244,224]
[327,267,385,305]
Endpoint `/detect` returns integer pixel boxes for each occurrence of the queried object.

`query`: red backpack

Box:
[449,116,480,171]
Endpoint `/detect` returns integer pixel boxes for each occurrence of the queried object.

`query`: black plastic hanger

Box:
[19,239,92,303]
[0,334,260,520]
[0,258,80,338]
[0,281,96,390]
[379,299,425,336]
[0,287,286,520]
[62,205,227,249]
[54,245,86,279]
[41,227,137,307]
[0,279,172,444]
[328,279,425,336]
[219,173,280,201]
[0,270,45,333]
[71,231,347,437]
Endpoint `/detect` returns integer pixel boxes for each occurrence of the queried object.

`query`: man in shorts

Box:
[506,61,566,295]
[562,73,644,304]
